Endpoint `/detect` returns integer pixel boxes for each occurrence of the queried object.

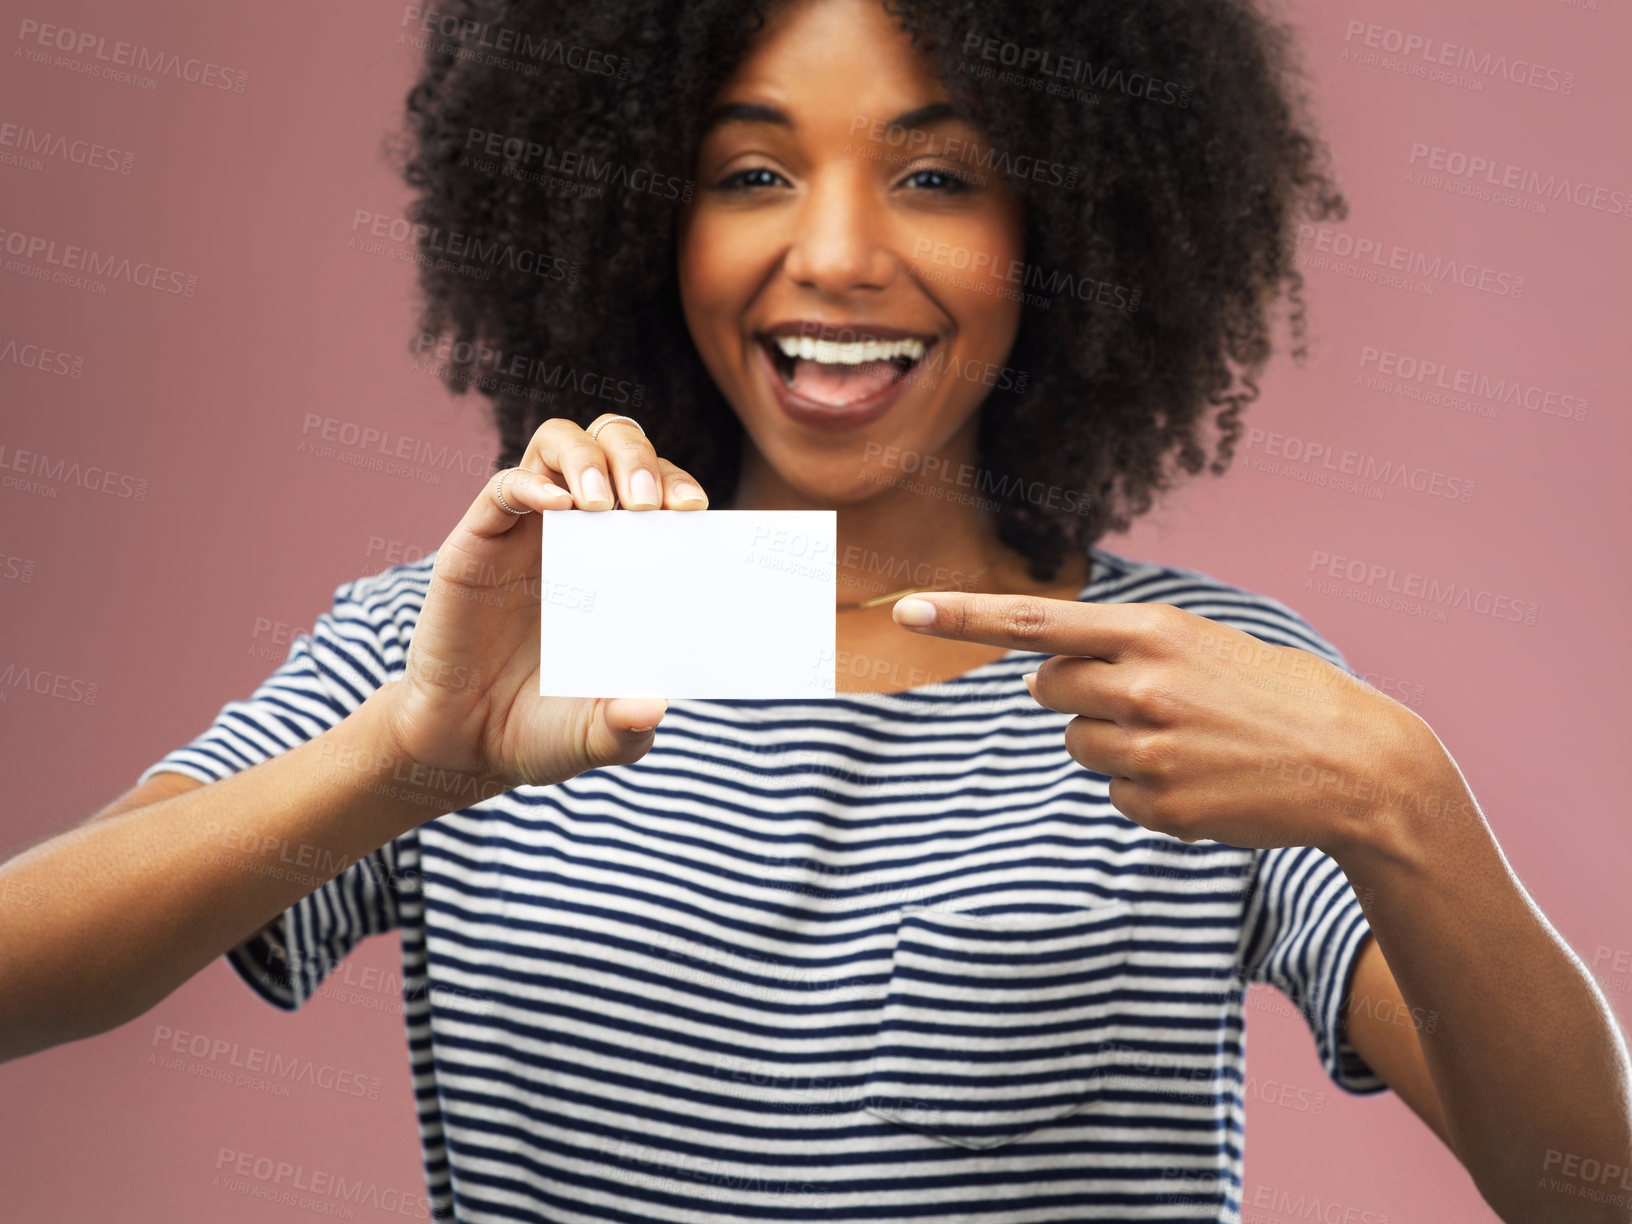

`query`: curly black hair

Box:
[388,0,1346,582]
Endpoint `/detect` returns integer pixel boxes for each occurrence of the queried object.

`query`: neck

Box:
[727,419,1021,609]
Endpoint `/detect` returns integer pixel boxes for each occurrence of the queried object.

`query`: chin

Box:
[766,456,895,507]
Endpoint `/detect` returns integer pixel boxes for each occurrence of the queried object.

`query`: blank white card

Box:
[537,510,837,699]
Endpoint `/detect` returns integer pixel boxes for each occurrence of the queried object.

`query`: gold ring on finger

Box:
[586,415,646,444]
[493,466,534,516]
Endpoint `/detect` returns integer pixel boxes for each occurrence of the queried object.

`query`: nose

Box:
[781,168,898,295]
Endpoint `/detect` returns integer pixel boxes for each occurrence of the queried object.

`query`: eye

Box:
[714,166,789,192]
[899,166,974,194]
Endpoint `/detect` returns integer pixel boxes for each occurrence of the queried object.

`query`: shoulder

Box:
[315,553,439,678]
[334,551,437,620]
[1088,545,1354,674]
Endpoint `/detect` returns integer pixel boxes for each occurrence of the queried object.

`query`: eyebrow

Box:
[698,100,961,139]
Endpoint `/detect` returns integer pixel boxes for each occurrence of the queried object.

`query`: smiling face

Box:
[676,0,1027,506]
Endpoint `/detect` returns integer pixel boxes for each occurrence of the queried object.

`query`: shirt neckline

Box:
[834,546,1113,700]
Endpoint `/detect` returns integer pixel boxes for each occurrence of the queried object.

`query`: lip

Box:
[761,318,937,345]
[752,332,933,433]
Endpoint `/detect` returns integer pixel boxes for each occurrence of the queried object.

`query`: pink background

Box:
[2,2,1627,1221]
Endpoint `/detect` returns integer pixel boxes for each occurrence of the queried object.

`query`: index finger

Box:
[889,591,1159,661]
[583,415,662,509]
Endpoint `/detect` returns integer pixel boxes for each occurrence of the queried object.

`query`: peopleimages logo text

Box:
[1342,21,1575,94]
[0,225,197,295]
[1296,224,1523,298]
[15,19,248,91]
[1308,551,1538,625]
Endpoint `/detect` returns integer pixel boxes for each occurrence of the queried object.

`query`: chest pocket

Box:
[862,902,1136,1150]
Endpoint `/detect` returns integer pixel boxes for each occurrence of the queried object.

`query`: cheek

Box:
[958,249,1023,349]
[676,212,770,399]
[675,220,717,324]
[675,218,739,374]
[678,211,761,318]
[902,205,1025,360]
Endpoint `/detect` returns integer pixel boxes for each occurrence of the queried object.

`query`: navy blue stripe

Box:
[150,546,1383,1223]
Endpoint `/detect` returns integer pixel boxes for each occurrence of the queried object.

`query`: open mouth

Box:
[759,332,933,407]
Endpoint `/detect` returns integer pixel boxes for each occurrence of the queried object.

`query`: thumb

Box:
[582,696,669,766]
[608,696,669,733]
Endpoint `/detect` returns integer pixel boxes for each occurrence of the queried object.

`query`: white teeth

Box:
[771,335,927,365]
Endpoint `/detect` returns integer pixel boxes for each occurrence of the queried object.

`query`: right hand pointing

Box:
[380,414,709,794]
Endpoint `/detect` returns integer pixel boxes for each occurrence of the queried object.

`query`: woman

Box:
[3,0,1627,1221]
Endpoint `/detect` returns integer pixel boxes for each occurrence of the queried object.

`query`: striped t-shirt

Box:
[140,544,1385,1224]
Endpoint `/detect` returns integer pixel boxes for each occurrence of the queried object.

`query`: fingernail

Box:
[673,482,705,504]
[893,597,936,627]
[582,468,612,506]
[626,698,668,732]
[1022,671,1038,695]
[630,469,660,508]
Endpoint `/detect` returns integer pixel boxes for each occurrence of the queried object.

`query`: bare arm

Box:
[78,771,278,946]
[893,593,1632,1223]
[1330,724,1632,1224]
[0,684,495,1064]
[0,414,708,1066]
[1340,935,1452,1148]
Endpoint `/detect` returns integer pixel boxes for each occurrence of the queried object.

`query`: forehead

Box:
[709,0,951,125]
